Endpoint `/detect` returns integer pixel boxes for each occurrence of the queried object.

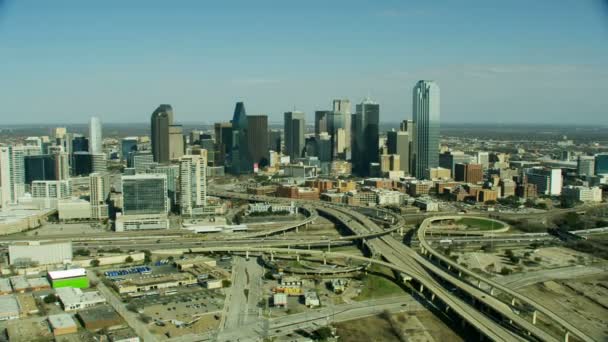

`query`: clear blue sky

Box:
[1,0,607,125]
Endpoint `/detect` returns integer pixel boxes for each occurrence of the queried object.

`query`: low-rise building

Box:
[0,295,20,320]
[9,241,73,266]
[56,287,106,311]
[16,293,39,316]
[273,293,287,307]
[108,328,141,342]
[330,279,347,294]
[49,313,78,336]
[58,198,92,220]
[77,305,124,331]
[562,186,603,203]
[114,273,197,295]
[304,291,320,308]
[413,198,439,212]
[0,278,12,295]
[48,268,89,288]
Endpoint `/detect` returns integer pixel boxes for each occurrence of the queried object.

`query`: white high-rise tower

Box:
[89,116,103,154]
[179,150,208,216]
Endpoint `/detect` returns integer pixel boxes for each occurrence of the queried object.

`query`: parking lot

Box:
[131,288,224,322]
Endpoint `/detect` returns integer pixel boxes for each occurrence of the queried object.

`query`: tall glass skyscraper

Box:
[151,104,173,164]
[230,102,251,174]
[353,98,380,176]
[412,80,440,179]
[89,116,103,154]
[284,111,306,161]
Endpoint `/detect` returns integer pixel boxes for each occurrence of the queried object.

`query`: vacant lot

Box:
[459,217,505,230]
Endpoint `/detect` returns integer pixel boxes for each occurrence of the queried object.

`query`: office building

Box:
[122,174,168,215]
[268,129,282,155]
[89,117,103,154]
[150,104,173,163]
[577,156,595,177]
[332,99,351,155]
[31,180,71,208]
[230,102,251,174]
[214,122,232,166]
[412,80,440,179]
[128,151,154,172]
[284,111,306,161]
[24,155,58,184]
[524,167,562,196]
[169,124,184,160]
[90,173,110,220]
[72,152,93,176]
[145,163,179,211]
[562,186,602,203]
[247,115,269,167]
[179,150,208,216]
[476,152,490,169]
[121,137,138,161]
[352,98,380,176]
[455,163,483,183]
[439,151,474,174]
[315,110,331,135]
[72,135,89,153]
[386,129,411,174]
[595,154,608,175]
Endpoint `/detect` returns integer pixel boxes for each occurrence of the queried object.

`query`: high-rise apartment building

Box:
[284,111,306,161]
[179,150,208,216]
[89,117,102,154]
[412,80,440,179]
[0,145,25,207]
[89,172,109,220]
[352,98,380,176]
[247,115,269,167]
[150,104,173,163]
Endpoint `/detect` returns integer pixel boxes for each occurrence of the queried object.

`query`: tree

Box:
[90,259,100,267]
[500,267,512,275]
[43,294,58,304]
[125,256,134,263]
[222,279,232,287]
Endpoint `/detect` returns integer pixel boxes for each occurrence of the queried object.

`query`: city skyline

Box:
[1,1,607,125]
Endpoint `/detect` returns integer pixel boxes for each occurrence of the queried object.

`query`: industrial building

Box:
[48,268,89,288]
[48,313,78,336]
[8,276,51,293]
[8,241,73,266]
[304,291,320,308]
[273,293,287,307]
[114,273,197,295]
[56,287,106,311]
[0,295,20,320]
[0,278,12,295]
[77,305,124,331]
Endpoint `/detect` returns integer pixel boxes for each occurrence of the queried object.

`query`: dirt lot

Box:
[520,275,608,341]
[335,310,463,342]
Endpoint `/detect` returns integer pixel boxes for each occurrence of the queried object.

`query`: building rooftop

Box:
[56,287,105,307]
[77,305,122,326]
[0,278,12,293]
[48,313,77,329]
[0,295,19,316]
[48,268,86,280]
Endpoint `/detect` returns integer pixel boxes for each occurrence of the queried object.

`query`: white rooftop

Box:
[48,268,86,280]
[48,313,77,329]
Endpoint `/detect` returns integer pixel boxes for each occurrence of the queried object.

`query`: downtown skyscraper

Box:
[412,80,440,179]
[352,98,380,176]
[89,116,103,154]
[151,104,174,164]
[284,111,306,161]
[230,102,251,174]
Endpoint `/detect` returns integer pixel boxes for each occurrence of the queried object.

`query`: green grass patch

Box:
[459,217,505,231]
[355,265,404,300]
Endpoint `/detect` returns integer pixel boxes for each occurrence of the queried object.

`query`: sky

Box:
[1,0,607,125]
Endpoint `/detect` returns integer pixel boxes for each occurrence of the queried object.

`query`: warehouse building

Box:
[16,293,39,316]
[49,313,78,336]
[56,287,106,311]
[77,305,124,331]
[6,318,54,341]
[0,295,20,321]
[9,241,73,266]
[0,278,12,295]
[114,273,197,295]
[48,268,89,288]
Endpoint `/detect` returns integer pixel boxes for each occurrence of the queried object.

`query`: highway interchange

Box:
[5,187,603,341]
